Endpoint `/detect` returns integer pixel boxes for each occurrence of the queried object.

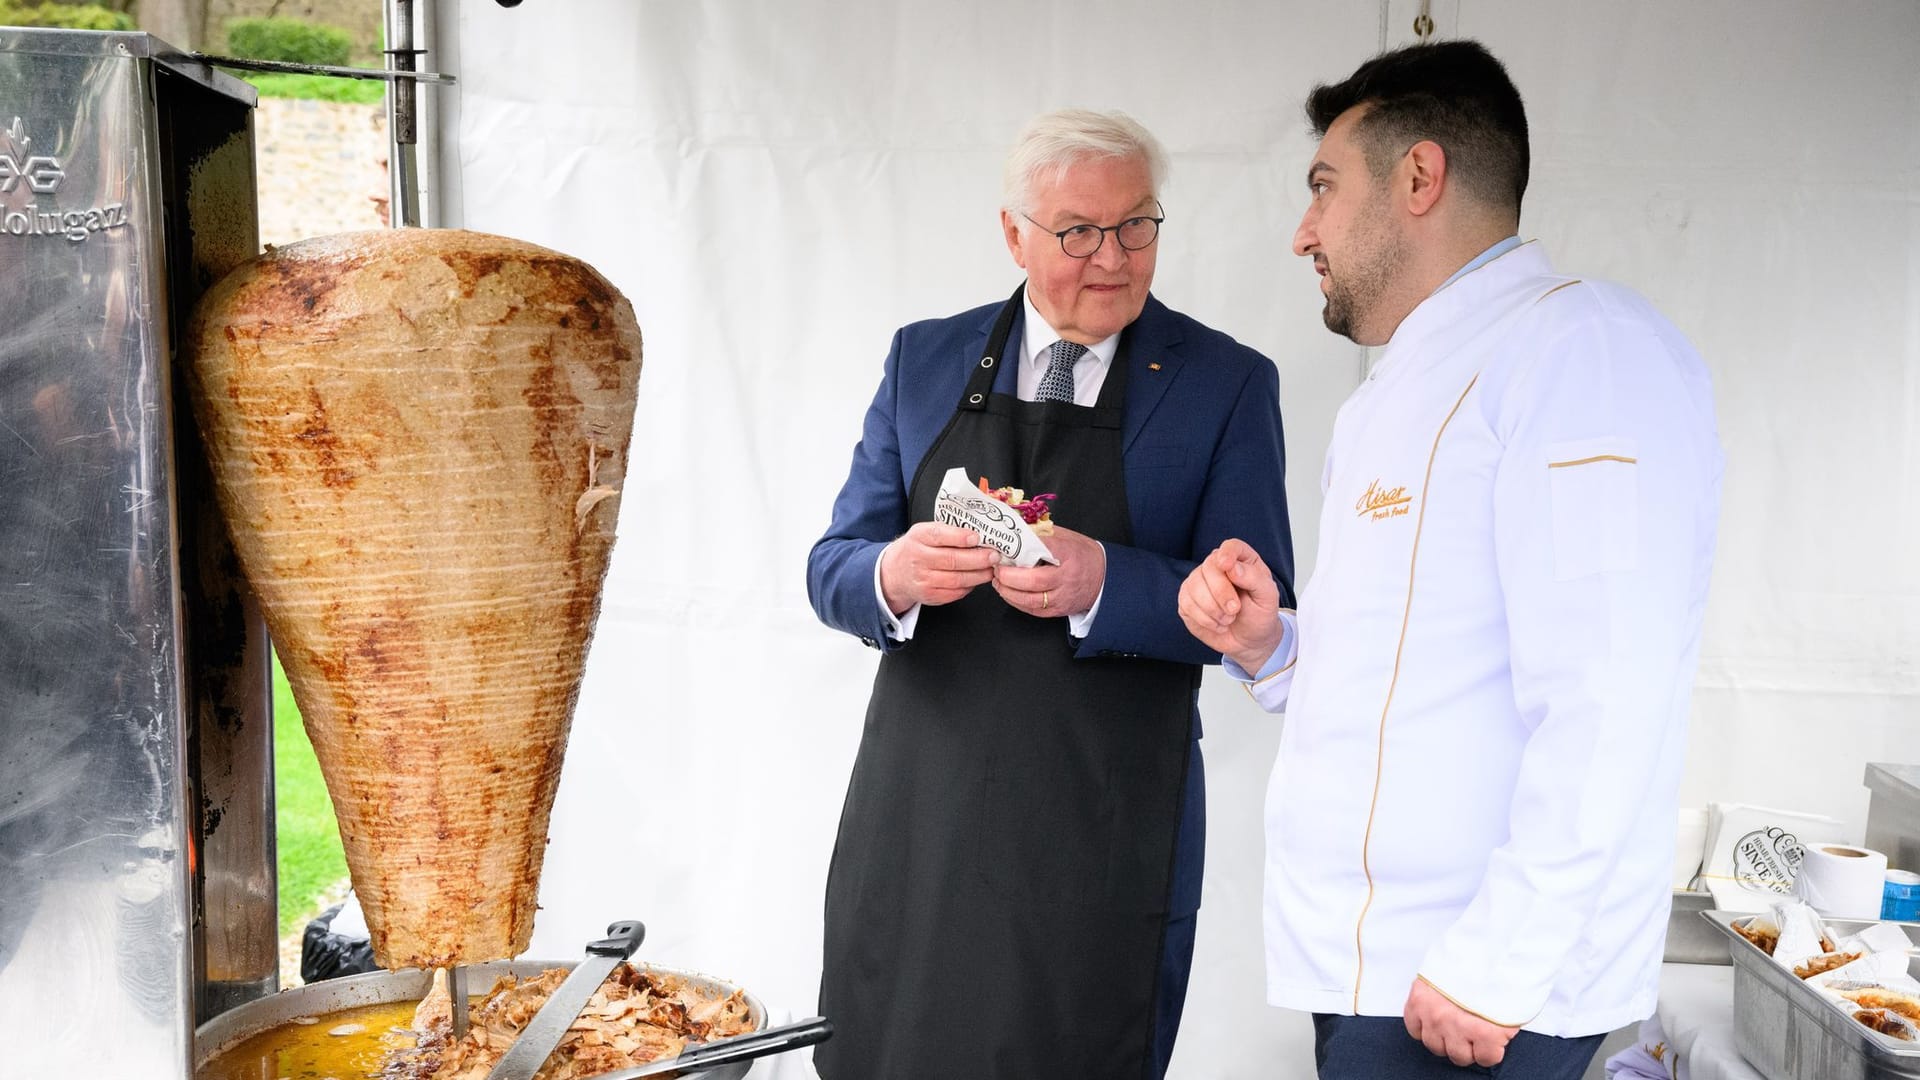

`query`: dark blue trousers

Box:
[1313,1014,1603,1080]
[1147,740,1206,1079]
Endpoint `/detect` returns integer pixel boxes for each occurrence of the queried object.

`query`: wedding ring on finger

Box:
[1042,590,1050,610]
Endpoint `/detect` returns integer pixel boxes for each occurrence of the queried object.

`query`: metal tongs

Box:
[591,1016,834,1079]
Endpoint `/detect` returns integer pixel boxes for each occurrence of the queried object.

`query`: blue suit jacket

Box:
[807,292,1294,670]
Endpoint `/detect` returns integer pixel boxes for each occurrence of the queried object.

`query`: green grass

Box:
[273,650,349,936]
[241,72,387,105]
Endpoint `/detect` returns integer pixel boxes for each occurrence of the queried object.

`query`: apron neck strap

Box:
[963,282,1131,429]
[1089,323,1131,424]
[962,284,1027,410]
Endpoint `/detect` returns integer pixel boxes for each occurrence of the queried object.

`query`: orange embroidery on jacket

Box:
[1355,479,1412,521]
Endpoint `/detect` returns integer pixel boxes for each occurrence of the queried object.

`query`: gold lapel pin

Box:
[1148,362,1162,372]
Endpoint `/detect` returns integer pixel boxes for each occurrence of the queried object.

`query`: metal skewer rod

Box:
[383,0,423,227]
[449,964,470,1040]
[181,54,454,82]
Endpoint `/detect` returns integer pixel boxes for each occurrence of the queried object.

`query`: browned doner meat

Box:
[393,964,754,1080]
[1843,988,1920,1025]
[1855,1008,1919,1041]
[1731,919,1779,956]
[187,230,642,968]
[1792,951,1862,979]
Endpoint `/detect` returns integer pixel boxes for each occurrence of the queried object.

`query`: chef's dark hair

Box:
[1306,39,1529,216]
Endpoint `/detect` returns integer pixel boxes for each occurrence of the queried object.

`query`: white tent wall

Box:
[424,1,1918,1076]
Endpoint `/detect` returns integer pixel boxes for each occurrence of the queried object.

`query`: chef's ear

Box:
[1002,209,1030,269]
[1403,140,1447,218]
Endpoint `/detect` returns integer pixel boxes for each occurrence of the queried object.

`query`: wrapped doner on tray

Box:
[1741,900,1920,1042]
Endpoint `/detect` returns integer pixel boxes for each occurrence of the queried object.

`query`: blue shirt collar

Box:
[1438,235,1523,291]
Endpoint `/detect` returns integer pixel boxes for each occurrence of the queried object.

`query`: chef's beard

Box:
[1322,193,1403,344]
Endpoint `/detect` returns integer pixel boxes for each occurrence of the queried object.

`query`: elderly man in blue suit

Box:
[808,109,1294,1080]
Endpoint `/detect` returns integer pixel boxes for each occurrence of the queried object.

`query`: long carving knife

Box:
[485,920,646,1080]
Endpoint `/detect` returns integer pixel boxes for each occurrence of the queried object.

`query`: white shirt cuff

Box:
[1066,543,1105,638]
[873,545,920,641]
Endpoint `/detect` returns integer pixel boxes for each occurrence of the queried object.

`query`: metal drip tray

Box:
[195,960,768,1080]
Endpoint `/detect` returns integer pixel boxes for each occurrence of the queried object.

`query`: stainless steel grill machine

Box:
[0,29,271,1077]
[0,17,445,1075]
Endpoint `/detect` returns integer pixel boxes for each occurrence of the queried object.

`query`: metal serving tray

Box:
[195,960,767,1080]
[1703,909,1920,1080]
[1866,763,1920,880]
[1667,889,1731,965]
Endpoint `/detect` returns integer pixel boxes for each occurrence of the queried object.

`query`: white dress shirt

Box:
[1230,241,1723,1036]
[878,292,1116,641]
[1013,291,1119,406]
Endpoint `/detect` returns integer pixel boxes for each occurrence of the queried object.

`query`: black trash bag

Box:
[300,901,380,983]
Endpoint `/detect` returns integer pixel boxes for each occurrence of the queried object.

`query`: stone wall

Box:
[253,96,389,247]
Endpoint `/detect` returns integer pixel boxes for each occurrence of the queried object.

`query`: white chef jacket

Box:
[1233,241,1723,1036]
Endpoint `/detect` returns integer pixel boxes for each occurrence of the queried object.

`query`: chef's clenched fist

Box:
[1404,978,1519,1068]
[991,525,1104,618]
[1178,539,1285,671]
[879,522,1000,613]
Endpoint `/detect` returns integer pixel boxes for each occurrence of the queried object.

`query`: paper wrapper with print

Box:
[932,467,1056,567]
[185,229,641,968]
[1698,802,1846,913]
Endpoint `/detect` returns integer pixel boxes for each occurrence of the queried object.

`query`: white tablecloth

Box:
[1652,963,1768,1080]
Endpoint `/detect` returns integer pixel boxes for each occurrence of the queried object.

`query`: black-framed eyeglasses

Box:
[1022,204,1165,258]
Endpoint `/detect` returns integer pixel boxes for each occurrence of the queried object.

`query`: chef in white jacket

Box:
[1179,40,1722,1079]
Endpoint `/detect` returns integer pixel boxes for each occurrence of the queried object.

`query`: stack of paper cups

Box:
[1793,843,1891,920]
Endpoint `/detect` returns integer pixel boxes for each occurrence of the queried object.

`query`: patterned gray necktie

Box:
[1038,339,1086,404]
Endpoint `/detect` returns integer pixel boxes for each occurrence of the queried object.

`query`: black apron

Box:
[817,287,1199,1080]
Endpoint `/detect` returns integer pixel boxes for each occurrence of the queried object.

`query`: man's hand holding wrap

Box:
[879,522,998,613]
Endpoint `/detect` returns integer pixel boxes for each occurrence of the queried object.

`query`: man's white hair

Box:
[1002,108,1168,219]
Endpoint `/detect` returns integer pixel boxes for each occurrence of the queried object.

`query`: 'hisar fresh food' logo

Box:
[0,117,129,242]
[1355,478,1412,521]
[1733,826,1805,894]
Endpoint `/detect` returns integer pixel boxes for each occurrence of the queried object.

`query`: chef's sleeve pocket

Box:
[1546,438,1638,581]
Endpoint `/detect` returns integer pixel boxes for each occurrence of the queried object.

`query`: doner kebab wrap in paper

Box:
[932,467,1057,567]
